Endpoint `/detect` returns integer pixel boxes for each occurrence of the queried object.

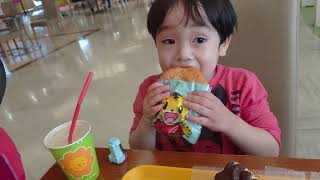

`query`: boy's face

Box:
[155,3,231,80]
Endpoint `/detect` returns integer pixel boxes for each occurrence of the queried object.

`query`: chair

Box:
[222,0,298,156]
[65,0,98,15]
[110,0,128,8]
[0,2,34,60]
[0,30,26,58]
[28,19,46,57]
[27,1,64,57]
[27,0,70,58]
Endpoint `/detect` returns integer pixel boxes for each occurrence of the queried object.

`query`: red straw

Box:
[68,72,93,144]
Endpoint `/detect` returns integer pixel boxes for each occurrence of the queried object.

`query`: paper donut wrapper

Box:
[155,79,211,144]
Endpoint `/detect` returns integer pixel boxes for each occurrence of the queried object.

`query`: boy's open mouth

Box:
[164,112,179,124]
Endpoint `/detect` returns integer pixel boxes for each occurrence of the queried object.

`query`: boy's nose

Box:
[176,44,193,62]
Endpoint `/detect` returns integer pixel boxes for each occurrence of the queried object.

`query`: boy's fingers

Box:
[149,92,170,106]
[153,103,164,112]
[191,91,217,101]
[144,103,163,115]
[184,94,212,109]
[147,82,164,92]
[148,84,170,98]
[148,82,163,91]
[183,100,211,118]
[187,115,209,127]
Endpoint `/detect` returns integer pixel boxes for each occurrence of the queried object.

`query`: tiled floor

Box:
[1,11,101,72]
[1,1,320,179]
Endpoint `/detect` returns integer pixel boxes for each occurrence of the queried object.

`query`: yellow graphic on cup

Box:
[59,147,94,179]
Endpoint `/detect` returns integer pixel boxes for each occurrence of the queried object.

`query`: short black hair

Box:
[147,0,237,45]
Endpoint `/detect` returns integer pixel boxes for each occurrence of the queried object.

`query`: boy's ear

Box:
[218,36,232,57]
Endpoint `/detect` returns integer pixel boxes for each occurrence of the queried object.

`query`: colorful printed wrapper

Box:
[154,79,211,144]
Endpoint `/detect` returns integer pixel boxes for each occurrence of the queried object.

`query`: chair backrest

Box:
[0,2,20,30]
[0,1,19,16]
[42,0,60,19]
[222,0,299,156]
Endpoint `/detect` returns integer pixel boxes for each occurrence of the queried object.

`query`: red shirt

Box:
[130,64,281,154]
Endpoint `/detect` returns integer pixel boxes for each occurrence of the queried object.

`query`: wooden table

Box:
[41,148,320,179]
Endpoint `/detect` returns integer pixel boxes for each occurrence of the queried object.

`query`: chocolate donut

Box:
[215,161,257,180]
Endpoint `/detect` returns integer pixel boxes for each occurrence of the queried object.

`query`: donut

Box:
[154,67,209,144]
[215,161,258,180]
[160,67,208,85]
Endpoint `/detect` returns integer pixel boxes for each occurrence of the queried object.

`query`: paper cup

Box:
[44,120,99,180]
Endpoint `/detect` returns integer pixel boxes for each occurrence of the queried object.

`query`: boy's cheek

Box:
[158,47,175,57]
[158,55,175,69]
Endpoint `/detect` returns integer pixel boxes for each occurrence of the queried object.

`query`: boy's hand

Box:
[183,91,236,133]
[143,82,170,122]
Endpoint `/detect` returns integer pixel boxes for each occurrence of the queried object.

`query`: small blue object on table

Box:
[108,137,126,164]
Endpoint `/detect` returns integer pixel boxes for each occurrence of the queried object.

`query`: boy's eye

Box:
[193,37,207,44]
[161,39,175,45]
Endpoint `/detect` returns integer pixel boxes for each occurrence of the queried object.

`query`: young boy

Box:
[129,0,281,156]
